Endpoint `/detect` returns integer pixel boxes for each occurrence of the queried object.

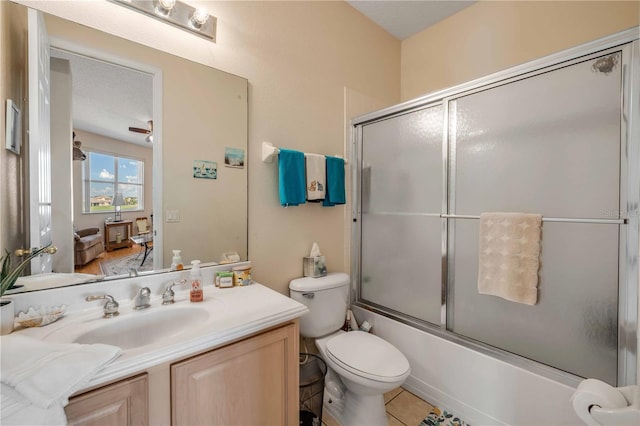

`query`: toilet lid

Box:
[325,332,409,382]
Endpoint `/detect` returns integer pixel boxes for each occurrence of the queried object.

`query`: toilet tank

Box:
[289,272,350,338]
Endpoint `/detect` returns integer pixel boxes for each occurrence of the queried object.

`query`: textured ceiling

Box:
[51,48,153,147]
[347,0,476,40]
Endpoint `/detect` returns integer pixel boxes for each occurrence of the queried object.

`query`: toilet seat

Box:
[325,332,410,383]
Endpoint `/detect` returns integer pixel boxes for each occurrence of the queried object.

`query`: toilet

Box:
[290,273,410,426]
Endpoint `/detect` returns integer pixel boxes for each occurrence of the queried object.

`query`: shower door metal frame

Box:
[351,28,640,387]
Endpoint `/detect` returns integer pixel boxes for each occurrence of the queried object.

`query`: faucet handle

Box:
[162,279,186,305]
[135,287,152,310]
[86,294,119,318]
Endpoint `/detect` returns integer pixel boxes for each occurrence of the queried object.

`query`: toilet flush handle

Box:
[302,292,315,299]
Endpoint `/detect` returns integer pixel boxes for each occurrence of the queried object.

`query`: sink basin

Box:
[73,306,210,350]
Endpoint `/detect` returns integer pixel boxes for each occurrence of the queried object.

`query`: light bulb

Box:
[190,7,209,28]
[158,0,176,9]
[155,0,175,16]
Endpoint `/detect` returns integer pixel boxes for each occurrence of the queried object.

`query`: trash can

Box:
[299,353,327,426]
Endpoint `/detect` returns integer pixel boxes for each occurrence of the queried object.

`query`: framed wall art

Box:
[193,160,217,179]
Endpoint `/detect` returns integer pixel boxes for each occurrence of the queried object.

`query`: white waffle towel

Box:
[0,333,121,423]
[477,212,542,305]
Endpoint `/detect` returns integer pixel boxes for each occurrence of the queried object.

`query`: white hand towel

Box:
[305,153,326,201]
[0,334,121,409]
[477,212,542,305]
[1,384,66,426]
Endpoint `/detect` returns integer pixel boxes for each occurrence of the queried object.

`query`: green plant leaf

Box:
[0,244,55,297]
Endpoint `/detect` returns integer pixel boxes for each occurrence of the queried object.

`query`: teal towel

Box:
[323,156,346,207]
[278,149,306,206]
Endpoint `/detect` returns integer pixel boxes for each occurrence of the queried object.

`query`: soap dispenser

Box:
[190,260,203,302]
[171,250,184,271]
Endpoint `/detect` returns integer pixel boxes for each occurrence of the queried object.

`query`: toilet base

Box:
[323,386,388,426]
[315,331,407,426]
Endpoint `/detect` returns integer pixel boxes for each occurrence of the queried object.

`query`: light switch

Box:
[166,209,180,222]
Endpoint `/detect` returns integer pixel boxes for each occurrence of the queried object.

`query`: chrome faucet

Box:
[86,294,119,318]
[134,287,151,310]
[162,279,186,305]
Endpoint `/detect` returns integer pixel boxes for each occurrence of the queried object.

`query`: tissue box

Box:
[303,256,327,278]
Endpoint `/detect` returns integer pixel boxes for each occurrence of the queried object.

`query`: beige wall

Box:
[0,2,28,258]
[401,0,640,100]
[225,1,400,294]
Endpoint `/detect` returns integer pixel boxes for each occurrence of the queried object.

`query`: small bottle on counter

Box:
[218,271,234,288]
[170,250,184,271]
[189,260,203,302]
[232,265,252,286]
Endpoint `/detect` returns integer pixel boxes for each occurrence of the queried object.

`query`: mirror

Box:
[1,2,248,292]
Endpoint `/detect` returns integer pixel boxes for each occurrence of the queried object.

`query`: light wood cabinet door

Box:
[65,373,148,426]
[171,322,299,426]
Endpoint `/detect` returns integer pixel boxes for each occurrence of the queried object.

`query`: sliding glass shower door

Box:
[354,41,638,386]
[447,52,622,384]
[359,105,444,325]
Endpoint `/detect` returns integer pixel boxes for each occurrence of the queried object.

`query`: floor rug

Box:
[100,251,154,277]
[420,407,469,426]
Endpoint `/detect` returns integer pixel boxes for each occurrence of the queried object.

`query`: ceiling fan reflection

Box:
[128,119,153,143]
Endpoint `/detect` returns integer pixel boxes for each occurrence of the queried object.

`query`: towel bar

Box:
[440,214,627,225]
[261,141,348,164]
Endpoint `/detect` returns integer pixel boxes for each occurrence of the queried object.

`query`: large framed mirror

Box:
[1,1,248,292]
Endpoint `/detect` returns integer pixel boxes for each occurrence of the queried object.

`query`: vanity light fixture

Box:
[108,0,216,41]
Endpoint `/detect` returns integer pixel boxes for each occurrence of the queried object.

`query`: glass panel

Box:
[362,106,443,214]
[118,183,143,211]
[118,157,143,184]
[449,220,619,385]
[88,181,114,213]
[89,152,115,182]
[448,52,622,384]
[360,105,443,325]
[361,215,442,324]
[451,52,621,219]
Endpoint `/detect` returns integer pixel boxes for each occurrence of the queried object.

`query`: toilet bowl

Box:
[289,273,411,426]
[316,330,410,425]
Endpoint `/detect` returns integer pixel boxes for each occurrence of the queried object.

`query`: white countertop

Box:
[10,278,308,390]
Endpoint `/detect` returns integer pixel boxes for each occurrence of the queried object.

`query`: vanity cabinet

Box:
[62,322,299,426]
[171,322,299,425]
[65,373,148,426]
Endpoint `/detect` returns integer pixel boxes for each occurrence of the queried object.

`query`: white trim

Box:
[623,40,640,386]
[152,69,163,270]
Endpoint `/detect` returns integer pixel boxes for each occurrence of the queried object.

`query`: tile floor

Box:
[322,387,434,426]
